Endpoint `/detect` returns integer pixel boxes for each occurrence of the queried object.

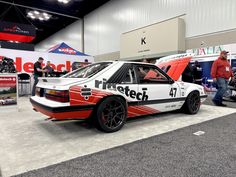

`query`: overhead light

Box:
[44,16,50,20]
[27,10,52,21]
[43,12,49,17]
[34,10,40,15]
[57,0,71,4]
[30,15,36,19]
[28,12,33,16]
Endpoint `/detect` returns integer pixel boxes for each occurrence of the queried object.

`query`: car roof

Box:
[97,60,156,66]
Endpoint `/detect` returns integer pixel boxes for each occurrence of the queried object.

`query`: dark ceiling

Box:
[0,0,111,44]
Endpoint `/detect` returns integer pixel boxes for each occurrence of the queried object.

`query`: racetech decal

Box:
[95,79,148,101]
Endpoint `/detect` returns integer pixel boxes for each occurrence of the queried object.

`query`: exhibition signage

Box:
[120,18,185,59]
[0,21,36,42]
[0,74,17,106]
[187,43,236,80]
[0,48,94,73]
[187,46,223,56]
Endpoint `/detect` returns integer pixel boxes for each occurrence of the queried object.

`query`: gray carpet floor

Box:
[204,95,236,108]
[13,112,236,177]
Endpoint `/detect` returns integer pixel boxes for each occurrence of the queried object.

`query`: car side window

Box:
[121,67,137,84]
[136,65,169,84]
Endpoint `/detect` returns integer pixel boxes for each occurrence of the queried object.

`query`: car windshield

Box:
[63,62,112,78]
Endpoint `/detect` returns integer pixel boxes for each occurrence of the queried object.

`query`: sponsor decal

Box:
[4,25,29,35]
[58,48,76,55]
[95,79,148,101]
[81,85,91,100]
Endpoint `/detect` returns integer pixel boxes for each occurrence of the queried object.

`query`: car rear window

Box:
[63,62,112,78]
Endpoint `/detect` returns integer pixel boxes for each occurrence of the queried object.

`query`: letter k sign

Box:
[141,37,146,45]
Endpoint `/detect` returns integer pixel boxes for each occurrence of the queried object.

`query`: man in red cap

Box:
[211,50,234,106]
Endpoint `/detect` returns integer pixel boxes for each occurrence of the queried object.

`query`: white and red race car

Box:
[30,59,207,132]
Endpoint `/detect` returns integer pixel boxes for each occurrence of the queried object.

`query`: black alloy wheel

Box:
[95,97,127,132]
[182,91,201,114]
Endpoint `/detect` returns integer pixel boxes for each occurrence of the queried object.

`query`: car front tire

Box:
[182,91,200,114]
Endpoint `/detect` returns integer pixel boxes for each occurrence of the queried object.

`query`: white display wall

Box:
[35,20,83,53]
[36,0,236,56]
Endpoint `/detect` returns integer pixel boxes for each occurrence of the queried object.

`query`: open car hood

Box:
[156,54,193,81]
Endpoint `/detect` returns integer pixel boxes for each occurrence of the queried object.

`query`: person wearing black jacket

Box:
[43,61,54,77]
[32,57,48,96]
[192,61,203,85]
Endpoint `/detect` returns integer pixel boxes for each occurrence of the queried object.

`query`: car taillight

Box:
[45,90,69,103]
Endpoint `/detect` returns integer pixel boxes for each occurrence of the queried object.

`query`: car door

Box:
[107,63,146,117]
[114,64,139,102]
[135,64,183,112]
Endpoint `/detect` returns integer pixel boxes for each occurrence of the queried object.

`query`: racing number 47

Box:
[169,88,177,97]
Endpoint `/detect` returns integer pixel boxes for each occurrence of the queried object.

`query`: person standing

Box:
[43,61,54,77]
[192,61,203,85]
[211,50,234,106]
[32,57,47,96]
[141,58,149,63]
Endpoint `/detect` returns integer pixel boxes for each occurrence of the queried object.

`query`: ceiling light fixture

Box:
[28,12,33,16]
[57,0,71,4]
[27,10,52,21]
[30,15,36,19]
[43,12,49,17]
[34,10,40,15]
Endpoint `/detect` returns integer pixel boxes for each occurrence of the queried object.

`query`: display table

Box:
[0,74,18,106]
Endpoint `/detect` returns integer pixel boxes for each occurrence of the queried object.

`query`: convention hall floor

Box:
[0,97,236,177]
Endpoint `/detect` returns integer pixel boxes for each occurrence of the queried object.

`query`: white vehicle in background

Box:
[0,97,16,105]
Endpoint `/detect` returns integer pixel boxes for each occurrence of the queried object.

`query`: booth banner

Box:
[0,21,36,42]
[0,74,17,106]
[48,42,89,56]
[0,48,94,73]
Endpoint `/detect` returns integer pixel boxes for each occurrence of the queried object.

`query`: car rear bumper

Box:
[30,97,95,120]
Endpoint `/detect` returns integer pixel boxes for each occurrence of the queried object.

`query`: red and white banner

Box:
[0,76,17,87]
[0,74,17,106]
[0,48,94,73]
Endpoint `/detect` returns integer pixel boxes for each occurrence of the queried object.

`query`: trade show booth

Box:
[0,44,94,100]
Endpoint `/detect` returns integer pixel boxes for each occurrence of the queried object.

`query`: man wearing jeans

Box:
[32,57,47,96]
[211,50,234,106]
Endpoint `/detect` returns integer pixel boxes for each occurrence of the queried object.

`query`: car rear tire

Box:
[182,91,200,114]
[94,96,127,133]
